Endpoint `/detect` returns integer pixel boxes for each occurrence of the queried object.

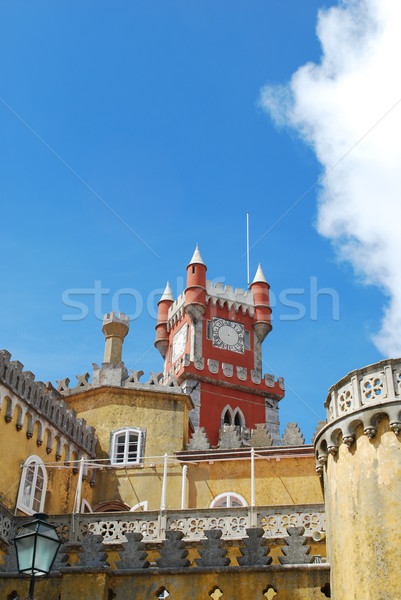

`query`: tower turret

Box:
[184,244,207,319]
[155,282,174,358]
[250,263,272,343]
[102,312,130,364]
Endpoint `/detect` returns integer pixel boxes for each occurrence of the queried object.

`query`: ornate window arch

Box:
[221,405,234,426]
[109,427,146,466]
[16,455,47,515]
[233,407,245,427]
[210,491,248,508]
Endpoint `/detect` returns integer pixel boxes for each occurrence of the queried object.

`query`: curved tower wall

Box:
[315,359,401,600]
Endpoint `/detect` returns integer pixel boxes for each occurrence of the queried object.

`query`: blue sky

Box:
[0,1,388,441]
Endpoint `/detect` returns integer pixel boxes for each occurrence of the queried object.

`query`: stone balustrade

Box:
[315,358,401,470]
[30,504,325,546]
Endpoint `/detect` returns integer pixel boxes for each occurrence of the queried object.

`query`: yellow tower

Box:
[315,358,401,600]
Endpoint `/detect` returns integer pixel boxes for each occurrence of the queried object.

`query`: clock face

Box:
[212,317,244,353]
[172,323,187,363]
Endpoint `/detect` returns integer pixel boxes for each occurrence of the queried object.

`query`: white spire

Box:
[188,243,206,266]
[160,281,174,302]
[251,263,268,285]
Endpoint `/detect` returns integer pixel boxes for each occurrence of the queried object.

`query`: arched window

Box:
[233,407,245,428]
[130,501,148,512]
[109,427,146,466]
[210,491,248,508]
[221,405,233,426]
[16,456,47,515]
[223,410,232,425]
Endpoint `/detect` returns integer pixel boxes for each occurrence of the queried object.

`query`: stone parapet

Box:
[314,357,401,471]
[9,504,325,546]
[0,350,96,457]
[163,354,285,398]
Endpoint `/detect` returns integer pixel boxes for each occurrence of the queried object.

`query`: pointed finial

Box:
[188,243,206,266]
[160,281,174,302]
[252,263,268,285]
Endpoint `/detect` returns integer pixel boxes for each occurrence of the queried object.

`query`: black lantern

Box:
[13,513,61,600]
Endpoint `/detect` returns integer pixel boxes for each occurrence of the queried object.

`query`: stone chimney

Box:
[102,312,130,364]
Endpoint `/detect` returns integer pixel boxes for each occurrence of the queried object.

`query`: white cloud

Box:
[260,0,401,356]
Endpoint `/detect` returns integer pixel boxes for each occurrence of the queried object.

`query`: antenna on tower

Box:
[246,211,250,289]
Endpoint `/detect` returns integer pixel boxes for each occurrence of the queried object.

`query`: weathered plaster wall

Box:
[0,566,330,600]
[68,387,190,510]
[187,456,323,508]
[325,418,401,600]
[0,401,92,515]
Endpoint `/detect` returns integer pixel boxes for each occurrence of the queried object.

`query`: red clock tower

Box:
[155,245,285,446]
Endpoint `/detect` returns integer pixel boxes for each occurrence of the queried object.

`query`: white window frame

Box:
[130,500,148,512]
[16,455,47,515]
[109,427,146,466]
[210,491,248,508]
[80,499,93,513]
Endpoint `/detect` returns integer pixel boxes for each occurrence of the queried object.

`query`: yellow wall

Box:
[187,454,323,508]
[0,399,92,515]
[66,386,191,510]
[324,417,401,600]
[0,566,330,600]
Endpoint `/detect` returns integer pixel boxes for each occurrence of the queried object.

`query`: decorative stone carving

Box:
[279,526,314,565]
[316,359,401,466]
[281,423,305,446]
[115,532,149,569]
[127,370,144,383]
[194,358,205,370]
[236,528,272,566]
[337,383,353,415]
[250,424,273,448]
[218,425,241,449]
[156,530,190,568]
[75,372,91,389]
[236,366,247,381]
[195,529,230,567]
[278,377,285,390]
[222,363,233,378]
[208,359,219,374]
[76,534,109,568]
[187,427,211,451]
[264,374,275,388]
[56,377,70,392]
[250,370,261,384]
[147,372,163,385]
[361,372,387,404]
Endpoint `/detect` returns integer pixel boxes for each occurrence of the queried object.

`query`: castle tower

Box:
[155,246,285,445]
[314,358,401,600]
[155,282,174,358]
[102,312,130,364]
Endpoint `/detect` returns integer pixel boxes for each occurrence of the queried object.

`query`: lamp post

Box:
[13,513,62,600]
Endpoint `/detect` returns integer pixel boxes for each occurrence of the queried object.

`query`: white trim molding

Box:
[210,491,248,508]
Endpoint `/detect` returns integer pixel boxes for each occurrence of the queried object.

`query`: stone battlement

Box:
[102,311,130,327]
[163,354,284,395]
[57,362,185,396]
[206,280,255,315]
[0,350,96,457]
[167,291,185,329]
